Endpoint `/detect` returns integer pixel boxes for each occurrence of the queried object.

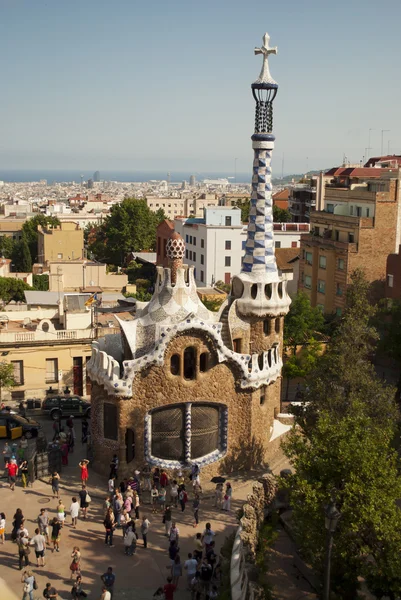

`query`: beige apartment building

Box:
[47,260,128,293]
[146,195,219,219]
[37,221,84,263]
[298,168,401,315]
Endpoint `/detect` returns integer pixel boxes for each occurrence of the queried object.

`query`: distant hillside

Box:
[272,170,324,185]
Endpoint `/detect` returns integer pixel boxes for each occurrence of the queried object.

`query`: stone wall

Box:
[231,474,277,600]
[90,331,285,479]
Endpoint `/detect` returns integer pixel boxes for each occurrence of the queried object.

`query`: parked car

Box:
[42,395,91,421]
[0,413,42,439]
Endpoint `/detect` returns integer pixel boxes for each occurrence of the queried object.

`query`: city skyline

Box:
[1,0,400,173]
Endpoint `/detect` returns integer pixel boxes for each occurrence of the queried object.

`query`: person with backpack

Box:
[178,487,188,512]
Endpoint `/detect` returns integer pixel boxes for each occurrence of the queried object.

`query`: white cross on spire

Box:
[254,33,278,85]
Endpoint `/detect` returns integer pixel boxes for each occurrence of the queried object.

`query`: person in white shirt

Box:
[184,552,198,589]
[123,529,137,556]
[108,477,115,494]
[29,527,46,567]
[202,523,216,550]
[70,497,80,529]
[100,586,111,600]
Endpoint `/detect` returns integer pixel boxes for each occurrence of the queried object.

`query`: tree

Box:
[0,236,15,259]
[375,298,401,394]
[88,199,165,266]
[21,215,60,263]
[283,407,401,598]
[33,274,49,291]
[283,292,325,349]
[0,277,32,303]
[232,198,251,223]
[273,205,292,222]
[0,361,16,401]
[20,233,32,272]
[282,338,322,401]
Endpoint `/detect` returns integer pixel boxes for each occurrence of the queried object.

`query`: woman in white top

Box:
[170,480,178,507]
[0,512,5,544]
[70,497,80,529]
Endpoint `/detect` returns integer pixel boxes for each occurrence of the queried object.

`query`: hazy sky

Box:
[1,0,400,174]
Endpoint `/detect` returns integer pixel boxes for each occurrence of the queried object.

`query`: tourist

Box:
[70,546,81,578]
[17,531,30,570]
[103,507,115,547]
[199,557,213,597]
[21,569,35,600]
[57,499,65,525]
[7,458,18,491]
[101,566,115,599]
[163,576,176,600]
[51,517,61,552]
[151,484,158,512]
[68,420,76,452]
[29,527,46,567]
[190,572,201,600]
[193,532,203,561]
[178,487,188,512]
[206,541,217,575]
[223,482,232,511]
[202,523,216,551]
[193,494,200,528]
[12,508,24,541]
[109,454,119,479]
[171,554,182,587]
[2,441,11,465]
[66,415,74,429]
[133,489,140,519]
[61,439,69,465]
[177,471,185,487]
[70,496,80,528]
[133,470,141,494]
[19,458,28,488]
[168,540,180,564]
[123,527,137,556]
[169,522,180,545]
[79,484,90,519]
[124,492,133,515]
[43,582,58,598]
[52,420,60,441]
[113,491,123,527]
[153,467,160,489]
[100,585,111,600]
[51,471,60,499]
[120,508,130,537]
[184,552,198,589]
[141,515,150,548]
[108,475,115,495]
[79,459,89,484]
[104,495,112,515]
[214,483,223,508]
[38,508,50,544]
[160,469,169,488]
[142,463,152,491]
[158,486,167,512]
[0,512,5,544]
[170,479,178,507]
[71,575,88,599]
[164,505,172,536]
[209,584,219,599]
[81,418,89,443]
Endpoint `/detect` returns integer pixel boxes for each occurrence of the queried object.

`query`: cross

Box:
[254,33,278,84]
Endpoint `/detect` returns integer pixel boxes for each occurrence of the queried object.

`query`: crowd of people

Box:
[2,432,234,600]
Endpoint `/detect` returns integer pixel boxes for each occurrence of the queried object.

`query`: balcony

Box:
[0,328,96,344]
[302,234,358,253]
[311,211,374,229]
[325,187,377,202]
[273,223,310,232]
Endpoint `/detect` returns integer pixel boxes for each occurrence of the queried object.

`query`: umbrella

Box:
[211,476,226,484]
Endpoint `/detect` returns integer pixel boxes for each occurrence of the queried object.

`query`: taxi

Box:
[0,412,41,439]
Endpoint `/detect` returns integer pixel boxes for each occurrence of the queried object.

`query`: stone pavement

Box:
[0,413,295,599]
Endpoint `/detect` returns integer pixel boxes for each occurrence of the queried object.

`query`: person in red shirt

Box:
[160,470,169,488]
[163,577,176,600]
[7,460,18,491]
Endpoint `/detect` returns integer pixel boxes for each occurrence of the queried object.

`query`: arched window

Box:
[184,347,197,380]
[258,354,264,370]
[263,319,271,335]
[260,387,266,405]
[170,354,180,376]
[275,317,281,334]
[251,284,257,299]
[125,428,135,463]
[199,352,209,373]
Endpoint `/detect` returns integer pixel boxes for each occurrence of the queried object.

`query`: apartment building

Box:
[146,195,218,219]
[288,173,330,222]
[47,260,128,293]
[298,168,401,314]
[37,221,84,263]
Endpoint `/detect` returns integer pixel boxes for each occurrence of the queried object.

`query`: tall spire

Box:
[242,32,279,277]
[231,33,290,317]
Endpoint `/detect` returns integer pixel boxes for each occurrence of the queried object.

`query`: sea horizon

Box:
[0,169,258,185]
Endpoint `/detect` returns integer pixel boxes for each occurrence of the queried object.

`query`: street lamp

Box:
[323,499,341,600]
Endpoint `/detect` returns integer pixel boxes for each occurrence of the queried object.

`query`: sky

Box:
[1,0,400,175]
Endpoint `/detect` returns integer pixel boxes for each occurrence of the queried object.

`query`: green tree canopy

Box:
[283,291,325,348]
[0,236,15,259]
[273,205,292,222]
[88,199,165,266]
[0,361,16,401]
[33,274,49,291]
[0,277,32,303]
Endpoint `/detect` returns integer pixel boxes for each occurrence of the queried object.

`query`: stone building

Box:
[87,33,292,477]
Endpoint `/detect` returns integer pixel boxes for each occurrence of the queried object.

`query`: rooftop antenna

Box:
[364,147,372,165]
[381,130,390,155]
[368,128,375,155]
